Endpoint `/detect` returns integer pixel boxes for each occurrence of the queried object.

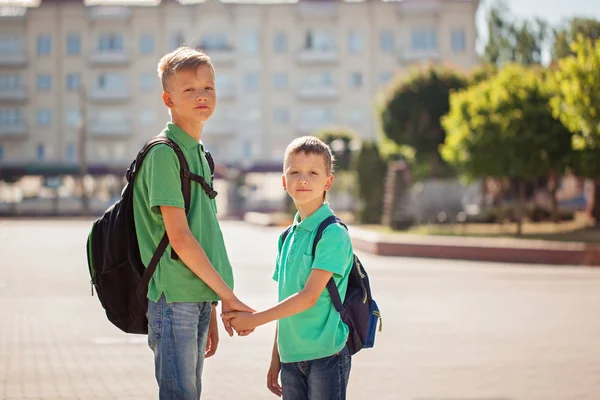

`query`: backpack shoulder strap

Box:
[205,151,215,177]
[128,136,192,212]
[312,215,347,313]
[280,225,293,252]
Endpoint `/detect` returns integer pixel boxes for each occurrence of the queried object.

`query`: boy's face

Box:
[162,64,216,123]
[282,151,334,207]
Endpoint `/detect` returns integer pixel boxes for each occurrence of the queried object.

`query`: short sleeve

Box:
[311,224,353,278]
[272,231,285,282]
[144,145,185,215]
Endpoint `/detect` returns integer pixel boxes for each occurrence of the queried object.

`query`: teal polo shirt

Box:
[133,122,234,303]
[273,203,353,363]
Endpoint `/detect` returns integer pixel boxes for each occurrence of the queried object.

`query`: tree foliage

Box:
[354,141,387,224]
[316,127,358,172]
[441,65,573,233]
[552,18,600,61]
[378,66,467,178]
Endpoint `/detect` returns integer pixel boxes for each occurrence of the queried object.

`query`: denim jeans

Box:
[280,346,352,400]
[147,295,212,400]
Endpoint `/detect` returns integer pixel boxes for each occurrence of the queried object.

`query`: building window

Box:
[139,110,156,125]
[171,32,185,50]
[201,33,228,51]
[379,71,393,86]
[380,30,394,52]
[305,29,334,51]
[274,32,288,53]
[36,110,52,127]
[37,144,45,161]
[242,30,260,54]
[0,74,20,89]
[274,108,290,124]
[66,73,81,91]
[67,143,77,162]
[273,73,288,89]
[0,34,21,55]
[66,33,81,55]
[97,73,125,90]
[347,107,366,124]
[66,109,82,128]
[139,73,155,91]
[37,74,52,91]
[37,34,51,56]
[140,34,154,54]
[0,108,23,126]
[244,73,260,91]
[98,33,124,52]
[349,72,363,88]
[301,108,334,126]
[305,71,333,88]
[411,28,438,51]
[347,29,364,53]
[451,29,466,53]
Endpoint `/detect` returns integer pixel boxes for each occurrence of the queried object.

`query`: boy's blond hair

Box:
[157,46,214,91]
[283,136,336,175]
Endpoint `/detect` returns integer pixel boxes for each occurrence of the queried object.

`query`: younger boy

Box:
[133,46,253,399]
[222,136,354,399]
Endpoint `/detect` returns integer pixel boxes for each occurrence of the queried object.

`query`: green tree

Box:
[378,66,467,179]
[354,142,387,224]
[441,65,573,235]
[482,1,548,66]
[550,38,600,224]
[552,18,600,61]
[316,127,358,172]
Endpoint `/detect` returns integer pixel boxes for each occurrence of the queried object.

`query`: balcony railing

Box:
[0,122,27,138]
[201,46,236,66]
[0,86,28,102]
[399,48,441,63]
[88,87,131,103]
[0,52,27,67]
[296,49,339,65]
[297,86,338,100]
[88,121,131,138]
[88,6,132,21]
[88,50,130,66]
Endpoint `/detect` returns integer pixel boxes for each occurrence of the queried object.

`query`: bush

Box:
[354,142,387,224]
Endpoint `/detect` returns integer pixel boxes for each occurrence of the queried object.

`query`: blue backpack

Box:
[281,215,382,355]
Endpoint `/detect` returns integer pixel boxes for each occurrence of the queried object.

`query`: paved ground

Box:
[0,219,599,400]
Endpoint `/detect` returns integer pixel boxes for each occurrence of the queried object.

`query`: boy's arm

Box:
[267,326,282,397]
[223,268,333,331]
[161,205,252,317]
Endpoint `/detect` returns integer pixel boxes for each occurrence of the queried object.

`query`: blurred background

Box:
[0,0,599,240]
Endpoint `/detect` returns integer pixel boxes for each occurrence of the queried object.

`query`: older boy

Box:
[222,136,354,399]
[133,46,253,399]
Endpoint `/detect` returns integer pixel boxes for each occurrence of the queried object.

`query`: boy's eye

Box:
[206,86,215,90]
[290,171,298,175]
[311,171,318,175]
[184,88,193,92]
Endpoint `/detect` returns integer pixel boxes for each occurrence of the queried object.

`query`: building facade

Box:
[0,0,479,171]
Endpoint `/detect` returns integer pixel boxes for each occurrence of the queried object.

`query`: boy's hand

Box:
[267,357,282,397]
[221,311,257,332]
[221,298,255,337]
[205,303,219,358]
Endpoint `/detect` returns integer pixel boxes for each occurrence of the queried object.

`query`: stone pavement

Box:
[1,219,600,399]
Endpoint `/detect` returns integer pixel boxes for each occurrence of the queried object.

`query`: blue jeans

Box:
[280,347,352,400]
[147,295,212,400]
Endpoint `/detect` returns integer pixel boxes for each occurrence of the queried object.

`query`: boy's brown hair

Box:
[283,136,336,175]
[157,46,214,91]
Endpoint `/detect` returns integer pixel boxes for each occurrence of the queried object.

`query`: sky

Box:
[476,0,600,61]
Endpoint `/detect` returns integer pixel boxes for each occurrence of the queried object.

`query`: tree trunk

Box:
[549,171,560,223]
[515,180,526,236]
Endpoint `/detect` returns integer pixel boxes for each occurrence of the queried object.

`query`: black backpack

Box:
[281,215,382,355]
[86,136,217,334]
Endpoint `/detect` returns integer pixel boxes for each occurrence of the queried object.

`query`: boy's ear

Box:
[281,174,287,190]
[162,91,174,108]
[324,175,334,192]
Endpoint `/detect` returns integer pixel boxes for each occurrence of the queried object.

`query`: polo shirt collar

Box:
[293,203,334,232]
[164,122,203,151]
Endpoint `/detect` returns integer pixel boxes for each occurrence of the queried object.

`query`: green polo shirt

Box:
[133,122,234,303]
[273,203,353,363]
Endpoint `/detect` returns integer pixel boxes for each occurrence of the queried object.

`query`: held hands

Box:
[220,296,255,337]
[221,311,258,335]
